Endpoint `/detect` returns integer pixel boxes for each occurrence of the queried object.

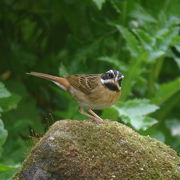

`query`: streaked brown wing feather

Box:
[66,74,101,94]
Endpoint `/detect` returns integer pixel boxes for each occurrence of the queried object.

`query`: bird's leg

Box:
[79,108,103,123]
[88,109,104,123]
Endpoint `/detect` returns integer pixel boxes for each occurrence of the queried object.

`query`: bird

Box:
[27,70,124,123]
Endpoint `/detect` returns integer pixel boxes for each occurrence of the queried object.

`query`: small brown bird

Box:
[27,70,124,123]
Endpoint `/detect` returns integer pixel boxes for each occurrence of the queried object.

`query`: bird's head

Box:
[101,70,124,91]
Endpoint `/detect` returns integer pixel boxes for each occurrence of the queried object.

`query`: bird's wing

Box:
[66,74,101,94]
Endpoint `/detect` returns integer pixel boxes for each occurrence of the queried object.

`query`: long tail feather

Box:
[27,72,70,90]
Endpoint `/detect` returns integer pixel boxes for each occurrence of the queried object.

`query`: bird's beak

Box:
[115,74,124,81]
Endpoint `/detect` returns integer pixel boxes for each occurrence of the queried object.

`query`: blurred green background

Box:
[0,0,180,179]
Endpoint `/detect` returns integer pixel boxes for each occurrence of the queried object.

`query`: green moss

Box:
[13,120,180,180]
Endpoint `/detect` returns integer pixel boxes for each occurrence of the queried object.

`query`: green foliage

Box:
[0,83,11,98]
[0,119,8,156]
[0,164,20,173]
[151,78,180,105]
[92,0,106,10]
[0,0,179,178]
[0,82,9,158]
[107,99,159,131]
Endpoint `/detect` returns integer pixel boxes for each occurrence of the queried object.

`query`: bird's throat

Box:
[104,83,120,91]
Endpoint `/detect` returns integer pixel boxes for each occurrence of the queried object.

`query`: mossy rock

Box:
[13,120,180,180]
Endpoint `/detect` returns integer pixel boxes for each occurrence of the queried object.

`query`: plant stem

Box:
[121,56,143,101]
[122,0,127,25]
[163,0,170,12]
[147,58,164,97]
[156,92,180,122]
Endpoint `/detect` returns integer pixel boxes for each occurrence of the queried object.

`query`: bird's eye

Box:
[107,73,114,78]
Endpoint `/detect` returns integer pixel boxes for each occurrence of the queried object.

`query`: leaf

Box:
[97,56,127,72]
[92,0,106,10]
[130,4,157,24]
[114,25,150,101]
[0,119,8,146]
[0,119,8,157]
[164,118,180,150]
[148,50,165,62]
[174,56,180,69]
[113,99,159,130]
[59,63,68,77]
[175,43,180,53]
[0,82,11,98]
[115,25,141,58]
[131,29,166,62]
[166,119,180,136]
[98,56,121,68]
[133,116,158,131]
[156,27,179,52]
[120,116,158,131]
[147,128,165,142]
[0,93,21,112]
[119,99,158,116]
[120,56,145,101]
[151,78,180,105]
[131,29,155,51]
[0,164,21,172]
[155,90,180,121]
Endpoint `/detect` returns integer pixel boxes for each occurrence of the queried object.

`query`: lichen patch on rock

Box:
[13,120,180,180]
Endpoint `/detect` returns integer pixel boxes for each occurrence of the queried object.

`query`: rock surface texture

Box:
[14,120,180,180]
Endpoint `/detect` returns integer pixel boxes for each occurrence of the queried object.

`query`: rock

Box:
[13,120,180,180]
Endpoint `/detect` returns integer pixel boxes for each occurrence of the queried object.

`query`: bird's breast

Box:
[68,85,121,110]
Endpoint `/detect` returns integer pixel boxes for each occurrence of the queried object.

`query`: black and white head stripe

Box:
[101,70,124,91]
[101,70,124,81]
[106,70,124,80]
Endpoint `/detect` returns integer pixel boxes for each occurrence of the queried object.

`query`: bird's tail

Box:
[27,72,70,91]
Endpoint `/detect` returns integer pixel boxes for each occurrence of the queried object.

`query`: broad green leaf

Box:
[126,116,157,131]
[92,0,106,10]
[113,99,159,130]
[0,164,21,172]
[116,99,159,116]
[0,82,11,98]
[136,116,158,131]
[151,78,180,105]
